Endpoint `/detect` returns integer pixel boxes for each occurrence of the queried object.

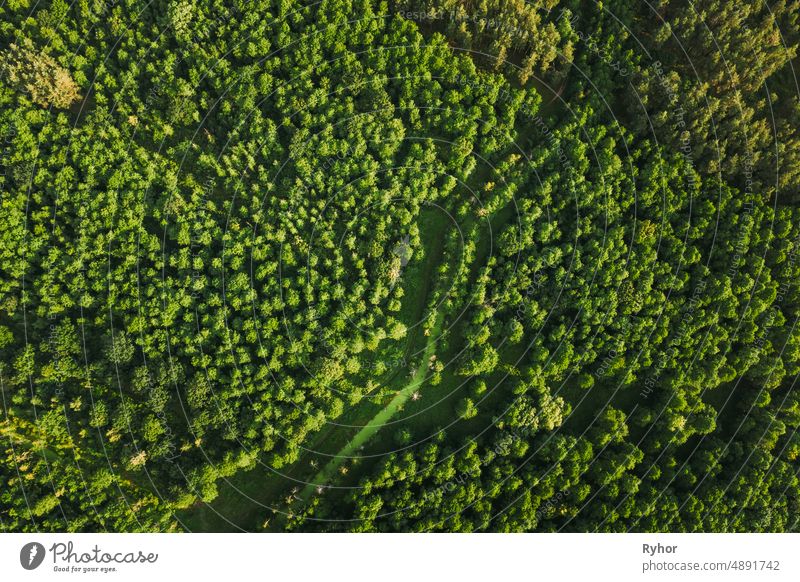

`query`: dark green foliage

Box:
[0,0,798,534]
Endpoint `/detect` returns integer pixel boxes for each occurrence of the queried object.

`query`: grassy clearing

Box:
[297,312,444,502]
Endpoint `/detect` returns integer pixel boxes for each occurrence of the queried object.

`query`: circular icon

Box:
[20,542,46,570]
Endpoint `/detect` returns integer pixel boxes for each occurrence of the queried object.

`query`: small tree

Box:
[1,41,81,109]
[456,397,478,420]
[394,428,412,445]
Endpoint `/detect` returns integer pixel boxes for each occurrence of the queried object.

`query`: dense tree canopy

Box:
[0,0,798,533]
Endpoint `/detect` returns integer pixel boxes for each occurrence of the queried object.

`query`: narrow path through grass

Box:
[298,313,443,501]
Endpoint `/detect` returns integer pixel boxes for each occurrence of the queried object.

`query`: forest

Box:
[0,0,799,533]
